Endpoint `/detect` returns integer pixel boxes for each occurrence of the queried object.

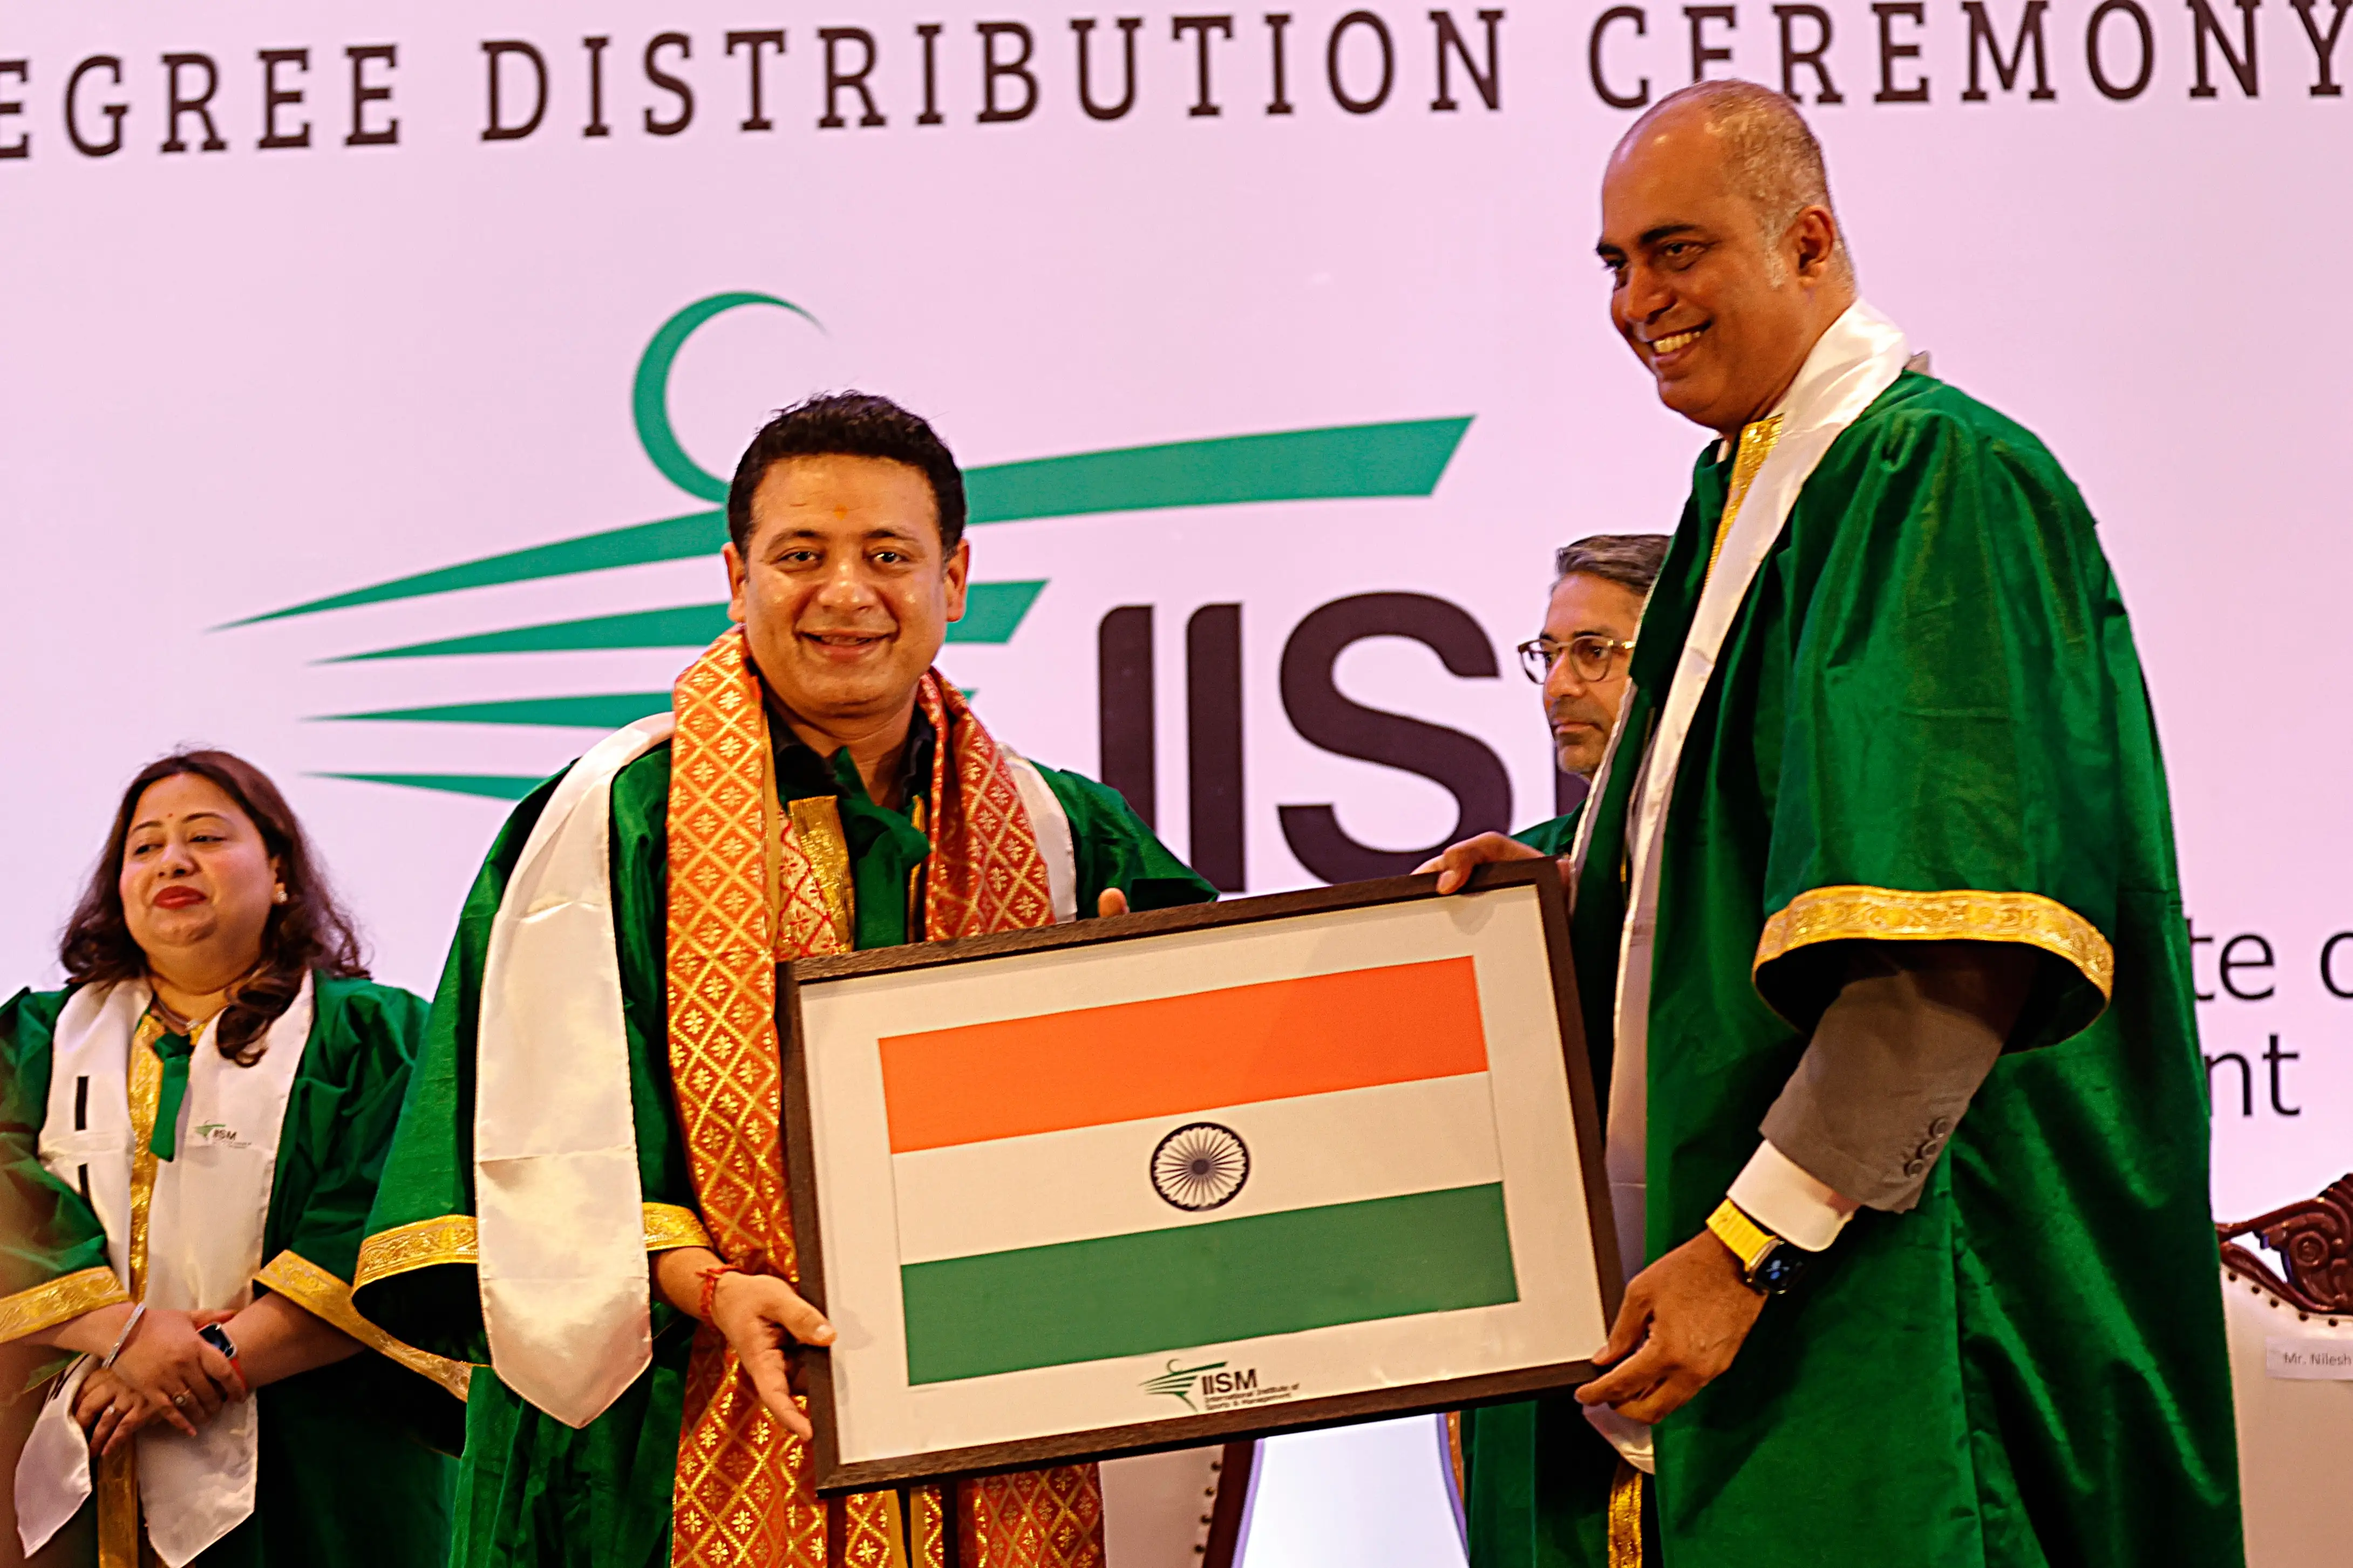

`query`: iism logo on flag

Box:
[219,290,1542,891]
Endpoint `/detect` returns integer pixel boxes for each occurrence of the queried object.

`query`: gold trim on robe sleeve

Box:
[355,1203,711,1293]
[255,1250,474,1402]
[353,1214,479,1290]
[0,1265,130,1345]
[641,1202,712,1252]
[1753,884,2116,1000]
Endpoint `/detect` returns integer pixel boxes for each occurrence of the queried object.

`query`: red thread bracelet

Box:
[697,1264,742,1324]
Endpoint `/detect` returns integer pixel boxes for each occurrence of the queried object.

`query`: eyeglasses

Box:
[1516,633,1636,685]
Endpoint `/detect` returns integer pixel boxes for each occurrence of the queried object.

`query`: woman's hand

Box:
[707,1272,837,1439]
[72,1366,182,1454]
[107,1308,240,1427]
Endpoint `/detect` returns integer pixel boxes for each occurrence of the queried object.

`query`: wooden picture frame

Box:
[778,860,1621,1496]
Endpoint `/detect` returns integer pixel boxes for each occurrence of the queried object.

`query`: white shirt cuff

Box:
[1726,1141,1855,1253]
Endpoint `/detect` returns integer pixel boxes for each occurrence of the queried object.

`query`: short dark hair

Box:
[60,749,368,1065]
[1553,534,1671,597]
[725,392,969,554]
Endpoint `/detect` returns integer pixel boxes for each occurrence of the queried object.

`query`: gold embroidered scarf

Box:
[664,629,1104,1568]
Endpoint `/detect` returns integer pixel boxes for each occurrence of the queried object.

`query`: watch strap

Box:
[1706,1198,1779,1272]
[198,1322,249,1397]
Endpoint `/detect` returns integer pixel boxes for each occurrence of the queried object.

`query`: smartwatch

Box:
[198,1323,249,1395]
[1706,1199,1810,1295]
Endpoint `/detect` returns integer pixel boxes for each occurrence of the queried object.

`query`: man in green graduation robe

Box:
[353,392,1215,1568]
[1432,82,2241,1565]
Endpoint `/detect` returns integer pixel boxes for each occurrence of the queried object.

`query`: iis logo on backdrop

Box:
[221,291,1485,884]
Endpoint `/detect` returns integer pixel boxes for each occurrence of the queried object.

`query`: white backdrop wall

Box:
[3,0,2347,1387]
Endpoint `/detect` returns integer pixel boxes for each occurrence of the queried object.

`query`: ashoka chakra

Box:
[1150,1122,1250,1211]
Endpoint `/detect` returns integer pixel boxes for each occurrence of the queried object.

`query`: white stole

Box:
[17,973,315,1566]
[1568,303,1911,1470]
[1005,755,1079,924]
[473,715,1080,1429]
[474,713,673,1430]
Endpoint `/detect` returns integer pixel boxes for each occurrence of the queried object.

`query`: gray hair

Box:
[1553,534,1671,596]
[1626,80,1854,284]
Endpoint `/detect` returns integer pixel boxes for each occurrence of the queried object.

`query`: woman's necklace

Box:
[146,985,225,1039]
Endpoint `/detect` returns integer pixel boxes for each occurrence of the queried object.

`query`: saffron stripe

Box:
[879,957,1488,1153]
[899,1183,1517,1385]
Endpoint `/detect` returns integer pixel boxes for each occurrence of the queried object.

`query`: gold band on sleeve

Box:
[353,1214,479,1291]
[256,1250,473,1401]
[1754,884,2114,1000]
[355,1202,710,1293]
[0,1265,129,1345]
[642,1202,712,1252]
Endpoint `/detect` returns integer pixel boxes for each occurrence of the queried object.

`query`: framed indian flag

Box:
[778,860,1620,1495]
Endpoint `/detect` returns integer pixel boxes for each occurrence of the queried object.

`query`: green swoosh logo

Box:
[634,291,822,501]
[319,582,1046,664]
[227,417,1469,629]
[261,291,1474,797]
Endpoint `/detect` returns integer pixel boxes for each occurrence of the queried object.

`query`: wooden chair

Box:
[2216,1176,2353,1568]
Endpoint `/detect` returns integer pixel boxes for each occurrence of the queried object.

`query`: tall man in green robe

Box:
[352,392,1215,1568]
[1430,82,2241,1565]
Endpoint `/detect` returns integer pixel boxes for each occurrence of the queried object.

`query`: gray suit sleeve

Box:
[1758,940,2037,1212]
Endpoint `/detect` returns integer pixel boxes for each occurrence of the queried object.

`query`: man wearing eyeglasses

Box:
[1511,535,1669,855]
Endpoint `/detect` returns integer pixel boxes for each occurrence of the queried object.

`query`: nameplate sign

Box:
[2265,1336,2353,1381]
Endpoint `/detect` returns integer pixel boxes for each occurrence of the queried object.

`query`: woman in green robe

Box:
[0,749,459,1567]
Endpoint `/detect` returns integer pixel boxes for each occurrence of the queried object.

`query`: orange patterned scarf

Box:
[664,629,1105,1568]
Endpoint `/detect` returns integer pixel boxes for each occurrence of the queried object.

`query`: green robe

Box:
[0,976,457,1568]
[1466,373,2241,1566]
[1511,808,1580,859]
[357,739,1215,1568]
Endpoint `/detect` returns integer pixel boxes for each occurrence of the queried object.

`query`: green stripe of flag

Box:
[900,1183,1516,1386]
[224,418,1470,627]
[319,581,1046,663]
